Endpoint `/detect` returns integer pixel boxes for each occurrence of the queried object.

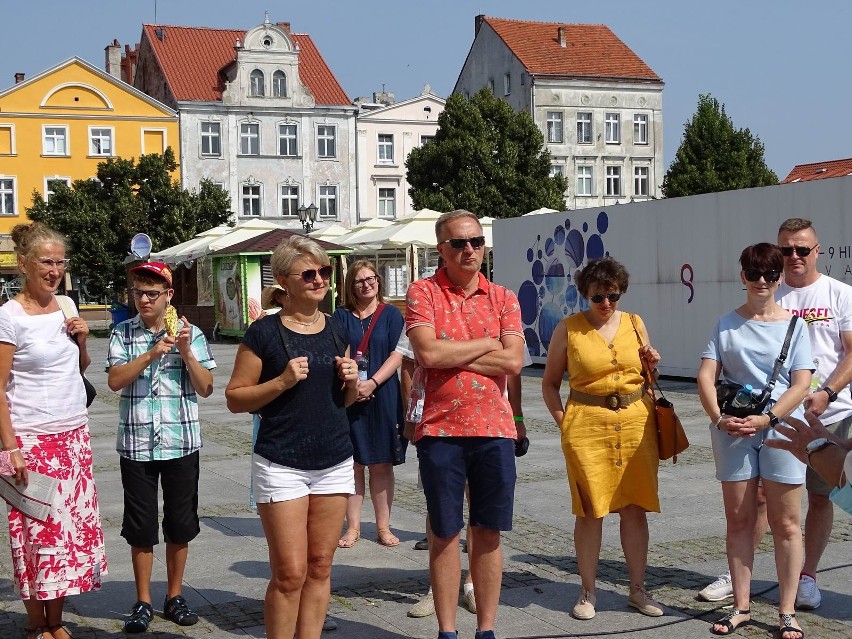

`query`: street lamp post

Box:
[297,202,319,233]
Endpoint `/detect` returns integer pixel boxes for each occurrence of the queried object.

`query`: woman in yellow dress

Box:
[542,257,663,622]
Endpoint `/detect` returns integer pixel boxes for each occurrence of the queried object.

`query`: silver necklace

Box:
[282,311,321,327]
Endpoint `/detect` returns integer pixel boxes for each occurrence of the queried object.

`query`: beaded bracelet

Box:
[2,447,21,454]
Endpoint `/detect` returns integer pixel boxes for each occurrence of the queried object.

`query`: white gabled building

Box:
[454,15,665,209]
[354,88,445,221]
[124,16,357,229]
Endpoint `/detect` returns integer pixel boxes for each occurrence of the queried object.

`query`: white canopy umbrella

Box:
[152,219,281,266]
[348,209,493,248]
[309,223,349,241]
[523,207,560,216]
[334,218,394,247]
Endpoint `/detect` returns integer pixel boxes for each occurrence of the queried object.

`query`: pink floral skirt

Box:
[6,424,107,600]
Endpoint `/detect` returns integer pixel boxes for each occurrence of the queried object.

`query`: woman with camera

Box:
[697,243,811,639]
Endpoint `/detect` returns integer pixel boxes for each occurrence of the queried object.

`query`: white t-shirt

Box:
[0,298,87,435]
[778,274,852,425]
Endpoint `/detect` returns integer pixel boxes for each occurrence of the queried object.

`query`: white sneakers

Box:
[795,574,822,610]
[698,571,734,602]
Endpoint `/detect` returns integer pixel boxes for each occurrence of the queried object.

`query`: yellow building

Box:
[0,57,179,276]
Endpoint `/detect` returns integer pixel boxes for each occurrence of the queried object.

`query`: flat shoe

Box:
[710,608,750,635]
[571,589,596,620]
[628,587,663,617]
[376,528,400,547]
[338,529,360,548]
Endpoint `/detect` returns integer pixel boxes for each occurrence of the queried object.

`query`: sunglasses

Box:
[131,288,168,301]
[288,265,333,283]
[439,236,486,250]
[589,293,621,304]
[779,245,817,258]
[743,270,781,283]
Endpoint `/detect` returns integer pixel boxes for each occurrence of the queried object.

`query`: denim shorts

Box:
[710,422,806,485]
[417,436,516,538]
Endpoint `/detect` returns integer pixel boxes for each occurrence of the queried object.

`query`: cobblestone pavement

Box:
[1,339,851,638]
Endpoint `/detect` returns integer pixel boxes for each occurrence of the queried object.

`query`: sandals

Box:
[710,608,750,635]
[338,528,360,548]
[376,528,400,547]
[779,612,804,639]
[48,626,73,639]
[26,629,45,639]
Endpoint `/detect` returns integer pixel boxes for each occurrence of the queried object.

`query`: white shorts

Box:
[252,454,355,503]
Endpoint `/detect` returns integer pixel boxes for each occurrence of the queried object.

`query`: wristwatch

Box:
[766,410,780,428]
[805,437,840,467]
[821,385,838,403]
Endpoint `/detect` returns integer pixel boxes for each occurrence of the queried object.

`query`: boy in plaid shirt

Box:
[106,262,215,633]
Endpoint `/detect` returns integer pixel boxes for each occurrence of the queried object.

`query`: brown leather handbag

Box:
[630,314,689,463]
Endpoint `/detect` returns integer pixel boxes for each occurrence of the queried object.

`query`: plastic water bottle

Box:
[810,358,821,392]
[408,386,425,423]
[355,350,369,381]
[730,384,755,409]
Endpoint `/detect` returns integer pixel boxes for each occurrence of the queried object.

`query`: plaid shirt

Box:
[106,315,216,461]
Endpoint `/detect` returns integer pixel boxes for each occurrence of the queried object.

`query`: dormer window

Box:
[272,71,287,97]
[250,69,265,97]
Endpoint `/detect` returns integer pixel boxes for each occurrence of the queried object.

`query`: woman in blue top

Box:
[697,243,811,639]
[333,260,406,548]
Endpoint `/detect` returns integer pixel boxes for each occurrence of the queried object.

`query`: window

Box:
[43,126,68,155]
[317,125,336,158]
[0,124,14,155]
[319,185,337,218]
[0,178,15,215]
[577,112,592,144]
[201,122,221,156]
[89,127,113,156]
[420,135,435,146]
[240,123,260,155]
[488,79,495,93]
[634,114,648,145]
[634,166,649,196]
[546,112,563,144]
[45,177,71,202]
[576,166,593,197]
[550,164,565,179]
[378,188,396,218]
[606,166,622,196]
[605,113,620,144]
[503,73,511,96]
[280,185,299,216]
[250,69,265,97]
[272,70,287,97]
[242,184,262,216]
[278,124,298,156]
[377,134,394,163]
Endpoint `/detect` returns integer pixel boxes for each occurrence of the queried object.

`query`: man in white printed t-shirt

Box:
[776,218,852,610]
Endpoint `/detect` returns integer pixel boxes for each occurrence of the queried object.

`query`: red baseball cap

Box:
[130,262,173,287]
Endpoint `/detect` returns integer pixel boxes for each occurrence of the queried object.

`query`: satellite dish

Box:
[130,233,153,260]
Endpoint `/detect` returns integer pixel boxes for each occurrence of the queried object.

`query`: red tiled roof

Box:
[482,17,661,82]
[211,229,350,255]
[781,157,852,184]
[141,24,350,105]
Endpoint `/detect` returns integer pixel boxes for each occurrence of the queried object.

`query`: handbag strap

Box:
[629,313,666,402]
[763,316,799,393]
[356,303,386,355]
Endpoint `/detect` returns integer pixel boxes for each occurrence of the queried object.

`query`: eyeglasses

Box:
[589,293,622,304]
[354,275,377,287]
[131,288,168,301]
[35,258,70,270]
[779,245,817,258]
[439,236,487,250]
[288,265,333,283]
[744,270,781,283]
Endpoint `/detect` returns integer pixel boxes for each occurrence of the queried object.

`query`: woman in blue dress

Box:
[334,260,407,547]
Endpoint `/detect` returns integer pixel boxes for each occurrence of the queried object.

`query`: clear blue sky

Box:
[2,0,848,179]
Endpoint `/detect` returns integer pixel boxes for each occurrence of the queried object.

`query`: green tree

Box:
[406,88,567,217]
[28,147,232,298]
[663,94,777,198]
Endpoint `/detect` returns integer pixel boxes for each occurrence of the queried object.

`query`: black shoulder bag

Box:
[716,316,798,418]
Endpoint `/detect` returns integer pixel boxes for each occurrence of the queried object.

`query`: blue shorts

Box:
[710,422,806,485]
[417,436,516,538]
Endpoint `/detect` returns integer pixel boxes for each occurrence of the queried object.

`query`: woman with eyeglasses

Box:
[0,223,106,639]
[542,257,663,621]
[697,243,811,639]
[225,236,359,639]
[333,261,407,548]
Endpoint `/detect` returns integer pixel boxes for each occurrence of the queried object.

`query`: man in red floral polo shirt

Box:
[406,210,524,639]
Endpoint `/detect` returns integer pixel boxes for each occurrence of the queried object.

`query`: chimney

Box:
[475,14,486,36]
[121,43,140,84]
[558,26,567,47]
[14,72,25,84]
[105,39,122,78]
[276,21,291,34]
